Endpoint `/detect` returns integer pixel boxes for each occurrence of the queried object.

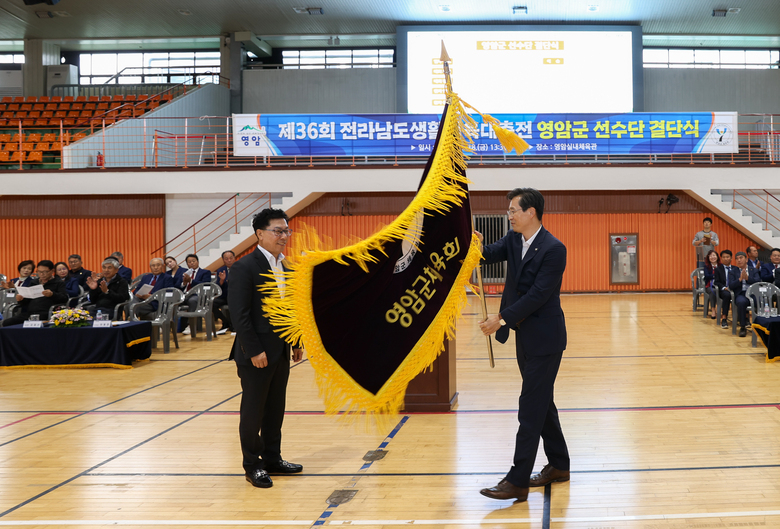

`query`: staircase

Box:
[691,187,780,249]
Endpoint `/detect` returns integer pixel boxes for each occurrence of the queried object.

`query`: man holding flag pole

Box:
[476,188,571,502]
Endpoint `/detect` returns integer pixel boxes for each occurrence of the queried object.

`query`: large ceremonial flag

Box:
[263,49,529,417]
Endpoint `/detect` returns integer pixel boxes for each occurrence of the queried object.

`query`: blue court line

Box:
[0,391,241,519]
[0,359,228,449]
[542,484,552,529]
[84,462,780,478]
[311,415,409,528]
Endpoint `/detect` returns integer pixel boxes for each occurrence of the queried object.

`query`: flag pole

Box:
[441,41,495,369]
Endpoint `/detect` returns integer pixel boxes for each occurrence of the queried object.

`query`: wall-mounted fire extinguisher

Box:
[96,151,104,168]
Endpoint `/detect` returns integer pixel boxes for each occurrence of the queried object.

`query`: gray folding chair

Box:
[746,282,780,348]
[131,287,184,354]
[175,283,222,341]
[691,269,706,312]
[0,288,18,320]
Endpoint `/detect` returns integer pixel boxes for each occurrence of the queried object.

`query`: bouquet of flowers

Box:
[51,308,93,328]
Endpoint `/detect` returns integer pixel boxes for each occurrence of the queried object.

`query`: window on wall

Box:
[281,49,395,69]
[78,51,221,85]
[0,54,24,64]
[643,48,780,69]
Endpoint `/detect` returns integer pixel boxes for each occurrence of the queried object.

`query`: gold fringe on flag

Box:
[261,90,530,420]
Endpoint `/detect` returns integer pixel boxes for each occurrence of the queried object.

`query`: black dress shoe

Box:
[264,460,303,474]
[721,319,729,328]
[479,479,529,501]
[529,464,570,487]
[245,469,273,488]
[739,327,747,337]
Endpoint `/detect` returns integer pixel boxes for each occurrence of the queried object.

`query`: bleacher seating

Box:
[2,88,177,168]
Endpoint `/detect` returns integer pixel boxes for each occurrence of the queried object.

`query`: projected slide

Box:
[405,29,635,114]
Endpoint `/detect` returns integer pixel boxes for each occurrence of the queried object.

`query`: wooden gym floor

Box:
[1,293,779,528]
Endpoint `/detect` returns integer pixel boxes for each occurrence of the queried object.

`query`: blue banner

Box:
[232,112,738,157]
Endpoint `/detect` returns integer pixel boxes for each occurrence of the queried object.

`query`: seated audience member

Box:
[132,258,175,321]
[67,254,92,288]
[4,260,35,288]
[86,258,130,317]
[714,250,735,329]
[55,261,81,299]
[759,248,780,283]
[214,250,235,335]
[728,251,760,337]
[179,253,211,334]
[110,252,133,282]
[746,245,761,269]
[165,256,186,288]
[1,260,68,326]
[702,250,719,319]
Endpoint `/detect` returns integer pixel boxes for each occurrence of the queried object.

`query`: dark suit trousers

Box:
[719,289,732,319]
[237,359,290,473]
[735,294,750,328]
[507,339,570,487]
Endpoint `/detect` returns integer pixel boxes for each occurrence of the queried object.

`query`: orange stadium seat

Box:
[28,111,40,119]
[0,151,8,162]
[25,96,37,103]
[0,134,9,143]
[10,151,26,162]
[79,110,92,118]
[88,96,99,102]
[5,142,18,152]
[50,142,62,151]
[38,96,50,103]
[21,142,34,152]
[11,133,23,143]
[62,118,75,126]
[45,103,58,111]
[7,104,19,111]
[63,96,74,102]
[42,133,56,142]
[71,103,83,110]
[13,97,24,103]
[35,119,48,127]
[97,103,109,110]
[21,119,34,127]
[100,96,111,102]
[1,112,13,119]
[125,95,137,101]
[41,111,53,119]
[76,96,87,102]
[20,104,32,111]
[27,133,41,142]
[15,111,27,119]
[58,103,71,110]
[54,111,66,118]
[67,111,80,118]
[34,142,49,151]
[1,97,12,103]
[112,95,125,101]
[27,151,42,163]
[84,103,96,110]
[72,132,87,141]
[32,103,44,111]
[0,103,5,111]
[50,96,62,103]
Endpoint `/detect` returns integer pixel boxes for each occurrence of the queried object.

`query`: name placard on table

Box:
[22,321,43,328]
[93,320,112,328]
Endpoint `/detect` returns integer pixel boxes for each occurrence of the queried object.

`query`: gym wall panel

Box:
[267,212,754,293]
[0,217,164,282]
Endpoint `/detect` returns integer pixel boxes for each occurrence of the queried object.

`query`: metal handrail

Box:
[731,189,780,233]
[152,193,271,259]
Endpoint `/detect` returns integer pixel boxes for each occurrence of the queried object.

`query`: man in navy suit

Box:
[213,250,235,335]
[746,245,761,270]
[714,250,735,329]
[111,251,133,283]
[476,188,570,503]
[729,251,760,337]
[133,257,175,320]
[229,208,304,489]
[67,254,92,288]
[759,248,780,283]
[179,253,212,334]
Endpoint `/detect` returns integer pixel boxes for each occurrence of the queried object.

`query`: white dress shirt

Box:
[258,245,286,298]
[521,225,543,259]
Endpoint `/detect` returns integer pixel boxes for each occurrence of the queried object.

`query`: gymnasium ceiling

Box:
[0,0,779,52]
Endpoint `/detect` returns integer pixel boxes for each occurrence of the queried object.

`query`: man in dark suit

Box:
[759,248,780,283]
[714,250,735,329]
[214,250,235,335]
[476,188,570,502]
[729,251,760,337]
[68,254,92,288]
[111,252,133,283]
[178,253,212,334]
[746,245,761,270]
[132,257,175,320]
[230,208,304,489]
[2,260,68,326]
[86,258,130,317]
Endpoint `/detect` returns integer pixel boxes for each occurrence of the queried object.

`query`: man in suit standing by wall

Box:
[475,188,570,502]
[230,208,304,489]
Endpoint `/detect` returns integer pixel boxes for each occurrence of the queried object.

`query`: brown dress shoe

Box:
[529,464,570,487]
[479,479,529,501]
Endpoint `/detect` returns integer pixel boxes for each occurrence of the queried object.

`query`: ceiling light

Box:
[587,4,599,12]
[438,5,451,12]
[512,6,528,15]
[307,7,324,15]
[712,9,727,16]
[727,7,741,13]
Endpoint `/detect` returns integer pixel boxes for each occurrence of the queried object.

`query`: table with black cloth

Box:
[750,316,780,362]
[0,321,152,369]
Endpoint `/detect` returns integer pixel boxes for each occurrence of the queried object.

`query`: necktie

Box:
[186,271,194,291]
[151,275,157,286]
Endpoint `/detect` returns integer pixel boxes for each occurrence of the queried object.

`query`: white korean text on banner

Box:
[232,112,739,157]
